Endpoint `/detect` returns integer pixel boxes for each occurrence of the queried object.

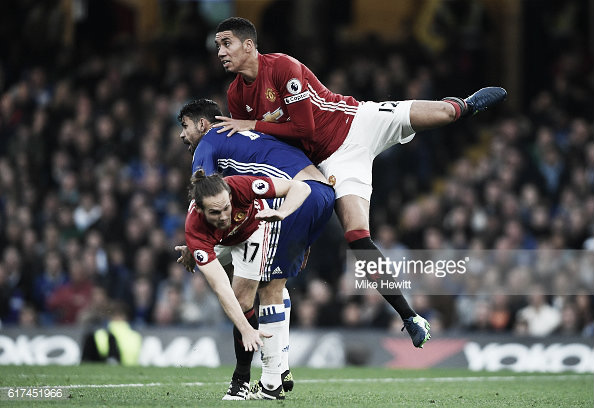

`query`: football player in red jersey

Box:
[183,169,333,399]
[212,17,507,348]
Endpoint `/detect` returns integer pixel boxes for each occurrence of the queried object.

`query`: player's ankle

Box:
[442,97,468,120]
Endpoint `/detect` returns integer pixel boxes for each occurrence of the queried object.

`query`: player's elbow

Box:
[294,118,315,137]
[299,181,311,199]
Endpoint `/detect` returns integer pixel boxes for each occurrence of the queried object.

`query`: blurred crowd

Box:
[0,1,593,338]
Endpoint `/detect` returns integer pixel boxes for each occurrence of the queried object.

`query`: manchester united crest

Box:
[265,88,276,102]
[234,212,246,222]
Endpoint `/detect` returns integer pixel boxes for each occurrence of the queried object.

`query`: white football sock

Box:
[259,304,285,390]
[281,287,291,373]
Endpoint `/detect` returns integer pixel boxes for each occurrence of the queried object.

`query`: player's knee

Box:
[233,281,257,311]
[335,197,370,232]
[236,295,254,312]
[257,279,285,304]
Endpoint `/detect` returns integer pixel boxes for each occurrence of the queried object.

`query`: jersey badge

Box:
[252,179,270,195]
[193,250,208,264]
[265,88,276,102]
[328,175,336,186]
[286,78,302,95]
[234,211,246,222]
[246,105,253,112]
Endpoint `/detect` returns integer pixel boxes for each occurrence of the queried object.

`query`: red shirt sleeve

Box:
[185,201,218,267]
[225,175,277,204]
[254,55,315,139]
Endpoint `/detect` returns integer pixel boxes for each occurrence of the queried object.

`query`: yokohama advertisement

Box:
[0,328,592,373]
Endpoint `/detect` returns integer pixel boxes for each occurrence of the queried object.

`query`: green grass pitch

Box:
[0,365,592,407]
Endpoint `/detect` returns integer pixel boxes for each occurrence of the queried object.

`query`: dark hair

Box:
[216,17,257,46]
[109,300,131,320]
[177,99,223,124]
[189,169,231,208]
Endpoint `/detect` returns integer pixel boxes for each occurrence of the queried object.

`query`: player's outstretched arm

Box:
[198,259,271,351]
[255,178,311,222]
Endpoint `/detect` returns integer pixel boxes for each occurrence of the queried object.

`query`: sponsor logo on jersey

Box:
[272,267,283,275]
[234,211,246,222]
[246,105,253,112]
[252,179,270,195]
[262,107,283,122]
[193,249,208,264]
[266,88,276,102]
[284,91,310,105]
[286,78,302,95]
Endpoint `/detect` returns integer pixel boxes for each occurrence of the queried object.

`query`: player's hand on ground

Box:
[255,209,286,222]
[174,245,195,273]
[213,116,256,136]
[242,328,272,352]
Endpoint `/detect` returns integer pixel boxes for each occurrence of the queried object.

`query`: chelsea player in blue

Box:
[175,99,334,400]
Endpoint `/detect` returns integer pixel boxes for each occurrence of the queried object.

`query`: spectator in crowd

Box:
[32,250,68,324]
[46,259,94,325]
[130,275,155,327]
[515,285,561,337]
[182,272,224,327]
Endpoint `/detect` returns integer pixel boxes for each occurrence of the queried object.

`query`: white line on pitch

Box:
[0,382,208,390]
[0,374,589,391]
[298,374,591,383]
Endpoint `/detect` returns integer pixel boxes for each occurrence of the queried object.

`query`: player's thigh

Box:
[335,194,370,232]
[258,278,287,305]
[347,100,415,155]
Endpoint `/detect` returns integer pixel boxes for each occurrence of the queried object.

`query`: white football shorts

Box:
[216,199,273,282]
[317,100,416,200]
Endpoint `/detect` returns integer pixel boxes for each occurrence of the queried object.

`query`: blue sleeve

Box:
[192,140,218,175]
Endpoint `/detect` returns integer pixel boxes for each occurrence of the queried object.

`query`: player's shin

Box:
[281,288,291,373]
[258,304,285,390]
[346,231,416,319]
[232,307,258,382]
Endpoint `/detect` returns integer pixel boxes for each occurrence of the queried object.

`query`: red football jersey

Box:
[227,53,360,165]
[185,176,276,266]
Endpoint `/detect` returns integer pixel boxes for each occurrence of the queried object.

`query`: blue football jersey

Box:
[192,129,312,179]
